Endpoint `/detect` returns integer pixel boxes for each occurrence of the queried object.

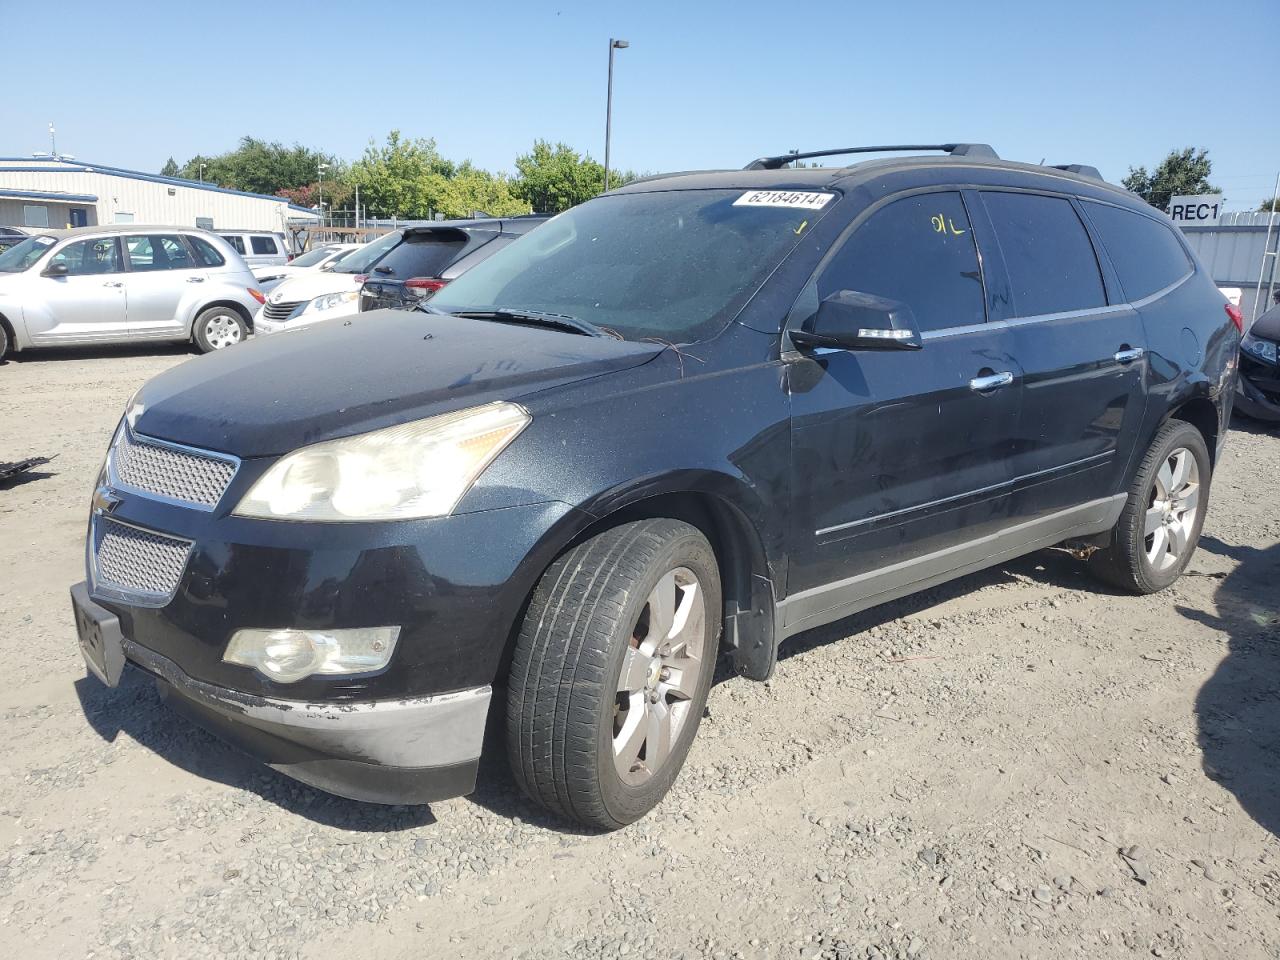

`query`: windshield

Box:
[0,235,56,273]
[429,190,832,341]
[290,245,339,268]
[332,232,403,274]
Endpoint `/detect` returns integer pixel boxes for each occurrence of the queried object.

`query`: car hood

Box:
[1249,305,1280,341]
[131,310,664,457]
[264,270,364,304]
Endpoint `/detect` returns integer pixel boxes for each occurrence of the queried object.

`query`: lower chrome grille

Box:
[262,300,302,321]
[92,517,192,604]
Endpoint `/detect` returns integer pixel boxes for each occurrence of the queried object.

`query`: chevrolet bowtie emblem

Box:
[92,486,122,515]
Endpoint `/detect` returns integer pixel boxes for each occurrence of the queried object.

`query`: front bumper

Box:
[1236,357,1280,422]
[77,583,491,803]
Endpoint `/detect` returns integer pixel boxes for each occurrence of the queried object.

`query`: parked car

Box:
[252,243,360,294]
[217,231,291,269]
[358,216,549,312]
[0,226,262,357]
[0,226,27,253]
[254,223,476,335]
[72,143,1239,830]
[1237,301,1280,421]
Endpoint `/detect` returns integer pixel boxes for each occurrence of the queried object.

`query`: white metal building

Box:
[0,156,318,234]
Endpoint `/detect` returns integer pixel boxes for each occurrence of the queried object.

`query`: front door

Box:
[25,236,128,344]
[122,234,207,339]
[783,190,1024,636]
[976,190,1148,522]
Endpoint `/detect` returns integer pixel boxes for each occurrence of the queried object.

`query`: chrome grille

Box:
[262,300,302,322]
[93,517,191,603]
[111,427,237,509]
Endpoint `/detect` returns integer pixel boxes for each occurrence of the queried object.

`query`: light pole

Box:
[603,38,629,192]
[318,163,330,228]
[198,162,206,184]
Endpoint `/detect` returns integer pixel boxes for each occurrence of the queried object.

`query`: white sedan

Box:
[252,243,360,294]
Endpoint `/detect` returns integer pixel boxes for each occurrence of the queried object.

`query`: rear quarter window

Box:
[189,236,226,267]
[1082,201,1192,302]
[250,236,279,255]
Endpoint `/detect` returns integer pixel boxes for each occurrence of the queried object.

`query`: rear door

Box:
[976,190,1148,523]
[784,190,1024,632]
[24,236,128,344]
[122,234,208,339]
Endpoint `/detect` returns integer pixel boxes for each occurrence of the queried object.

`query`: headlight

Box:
[234,401,530,521]
[1242,333,1278,365]
[223,626,400,683]
[293,290,358,318]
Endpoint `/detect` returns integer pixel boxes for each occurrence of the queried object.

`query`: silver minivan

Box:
[217,231,291,269]
[0,226,263,356]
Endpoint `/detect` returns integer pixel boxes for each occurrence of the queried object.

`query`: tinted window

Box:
[370,232,467,279]
[189,236,226,267]
[814,191,985,332]
[1083,201,1192,301]
[250,235,278,255]
[983,192,1106,317]
[125,235,195,271]
[223,235,246,254]
[50,237,121,276]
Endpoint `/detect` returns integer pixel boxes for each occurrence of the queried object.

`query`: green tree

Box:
[159,157,180,177]
[510,140,636,213]
[347,131,456,219]
[176,137,338,195]
[1122,148,1219,213]
[1259,197,1280,213]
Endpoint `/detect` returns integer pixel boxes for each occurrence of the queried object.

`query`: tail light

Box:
[248,288,266,304]
[286,253,295,262]
[354,275,368,284]
[404,277,449,297]
[1226,302,1244,333]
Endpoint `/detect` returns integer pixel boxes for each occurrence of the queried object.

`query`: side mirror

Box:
[791,290,922,352]
[42,262,69,278]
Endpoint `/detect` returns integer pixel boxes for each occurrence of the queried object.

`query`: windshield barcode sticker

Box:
[733,190,834,210]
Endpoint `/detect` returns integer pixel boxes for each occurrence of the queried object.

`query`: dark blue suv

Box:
[72,143,1240,830]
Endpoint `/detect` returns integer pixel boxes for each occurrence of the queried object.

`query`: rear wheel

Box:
[0,321,9,361]
[507,519,720,830]
[193,306,247,352]
[1089,420,1210,593]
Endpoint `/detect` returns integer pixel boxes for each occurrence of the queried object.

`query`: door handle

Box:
[102,281,123,288]
[969,371,1015,393]
[186,276,206,283]
[1113,346,1145,364]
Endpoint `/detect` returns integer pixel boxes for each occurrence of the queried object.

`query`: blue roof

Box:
[0,186,97,203]
[0,158,317,215]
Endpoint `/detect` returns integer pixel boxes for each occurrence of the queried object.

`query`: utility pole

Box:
[603,38,629,192]
[49,122,56,158]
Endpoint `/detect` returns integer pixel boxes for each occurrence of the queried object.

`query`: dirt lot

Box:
[1,345,1278,960]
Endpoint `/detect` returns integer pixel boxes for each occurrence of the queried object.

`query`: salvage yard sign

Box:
[1168,194,1224,224]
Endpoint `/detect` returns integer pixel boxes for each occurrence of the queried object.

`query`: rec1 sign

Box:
[1168,195,1224,224]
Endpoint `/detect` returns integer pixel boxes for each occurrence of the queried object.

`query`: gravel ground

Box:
[1,345,1278,960]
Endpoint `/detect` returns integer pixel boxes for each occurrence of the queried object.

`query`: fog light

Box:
[223,626,400,683]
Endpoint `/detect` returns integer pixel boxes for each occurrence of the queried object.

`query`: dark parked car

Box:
[358,215,550,312]
[1237,301,1280,421]
[72,143,1239,830]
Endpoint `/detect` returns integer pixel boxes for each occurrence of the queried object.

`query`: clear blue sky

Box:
[4,0,1278,208]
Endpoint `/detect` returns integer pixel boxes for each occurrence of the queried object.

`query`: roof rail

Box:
[1049,163,1104,181]
[744,143,999,171]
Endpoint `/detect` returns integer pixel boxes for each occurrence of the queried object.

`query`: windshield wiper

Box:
[447,308,609,338]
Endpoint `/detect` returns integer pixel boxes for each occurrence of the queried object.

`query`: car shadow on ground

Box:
[9,342,195,364]
[1183,535,1280,838]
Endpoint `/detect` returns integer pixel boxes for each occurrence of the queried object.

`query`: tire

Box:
[192,306,247,353]
[1089,420,1211,594]
[0,321,9,362]
[507,518,721,830]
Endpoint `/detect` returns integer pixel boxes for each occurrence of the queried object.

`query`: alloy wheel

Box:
[1144,447,1201,572]
[613,566,708,785]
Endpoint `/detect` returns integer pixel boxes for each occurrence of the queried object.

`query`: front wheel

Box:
[507,519,721,830]
[1089,420,1211,594]
[192,306,247,353]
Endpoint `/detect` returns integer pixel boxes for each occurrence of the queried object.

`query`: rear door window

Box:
[813,191,986,332]
[981,192,1106,317]
[250,235,278,255]
[126,235,196,271]
[370,231,468,278]
[1081,201,1192,301]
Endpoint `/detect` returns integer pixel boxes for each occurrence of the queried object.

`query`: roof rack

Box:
[1049,163,1104,181]
[743,143,999,171]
